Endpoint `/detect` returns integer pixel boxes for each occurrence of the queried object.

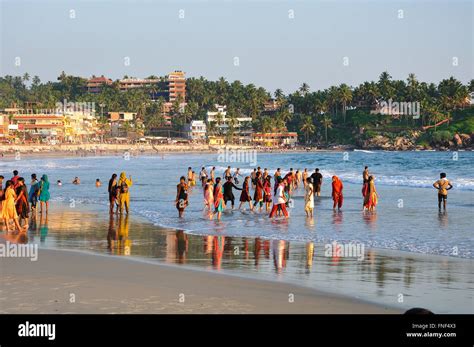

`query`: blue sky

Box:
[0,0,472,93]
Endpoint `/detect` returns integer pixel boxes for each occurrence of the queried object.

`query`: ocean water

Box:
[2,151,472,258]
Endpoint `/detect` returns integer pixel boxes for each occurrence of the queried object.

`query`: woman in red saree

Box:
[331,176,343,210]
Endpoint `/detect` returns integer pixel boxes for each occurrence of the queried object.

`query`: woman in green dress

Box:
[39,174,50,215]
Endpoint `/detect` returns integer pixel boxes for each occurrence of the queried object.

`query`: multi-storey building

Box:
[206,105,253,144]
[87,75,113,93]
[167,70,186,102]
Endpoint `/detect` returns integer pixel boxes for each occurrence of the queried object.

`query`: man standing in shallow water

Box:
[433,173,453,211]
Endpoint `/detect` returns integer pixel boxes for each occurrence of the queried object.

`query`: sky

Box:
[0,0,472,94]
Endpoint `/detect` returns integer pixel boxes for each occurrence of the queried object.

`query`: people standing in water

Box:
[251,169,257,189]
[0,176,4,214]
[118,172,133,214]
[213,177,225,221]
[11,170,20,187]
[295,170,302,189]
[238,176,254,211]
[304,177,314,217]
[72,177,80,185]
[331,176,344,211]
[362,166,370,205]
[302,168,309,188]
[29,174,39,211]
[2,180,24,232]
[433,173,453,211]
[233,168,242,185]
[199,167,208,187]
[38,174,50,215]
[223,177,242,210]
[210,167,216,183]
[269,177,289,218]
[274,168,282,181]
[176,176,189,218]
[108,173,118,214]
[363,176,378,211]
[187,167,193,185]
[96,179,102,188]
[263,175,273,212]
[311,168,323,197]
[203,179,214,215]
[223,166,232,180]
[15,178,30,229]
[253,171,264,212]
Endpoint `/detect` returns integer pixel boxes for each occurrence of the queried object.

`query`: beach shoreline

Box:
[2,143,470,161]
[2,201,472,313]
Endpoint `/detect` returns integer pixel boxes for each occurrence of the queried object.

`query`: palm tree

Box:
[299,83,310,96]
[321,115,333,143]
[338,84,352,123]
[300,116,315,144]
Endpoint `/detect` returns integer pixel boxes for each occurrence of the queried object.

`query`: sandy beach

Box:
[0,245,400,314]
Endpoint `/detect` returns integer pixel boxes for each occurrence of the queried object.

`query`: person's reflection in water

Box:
[272,240,287,274]
[117,214,131,256]
[332,210,343,231]
[305,215,316,229]
[28,211,38,243]
[254,238,262,267]
[362,210,377,230]
[305,241,314,274]
[39,214,48,243]
[212,236,225,270]
[204,235,213,255]
[438,211,448,228]
[107,214,117,253]
[176,230,188,264]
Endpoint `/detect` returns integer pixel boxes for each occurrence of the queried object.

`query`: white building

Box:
[183,120,207,141]
[206,104,253,143]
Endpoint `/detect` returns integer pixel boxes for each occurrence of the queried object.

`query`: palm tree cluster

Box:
[0,72,472,143]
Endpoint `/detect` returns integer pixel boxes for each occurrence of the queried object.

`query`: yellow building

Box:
[208,136,225,145]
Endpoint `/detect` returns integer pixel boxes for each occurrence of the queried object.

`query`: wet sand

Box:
[0,204,400,314]
[0,247,399,314]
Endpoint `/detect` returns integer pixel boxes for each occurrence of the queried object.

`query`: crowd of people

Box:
[173,165,385,220]
[0,163,454,233]
[0,170,50,233]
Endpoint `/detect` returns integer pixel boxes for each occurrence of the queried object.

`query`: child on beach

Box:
[433,173,453,210]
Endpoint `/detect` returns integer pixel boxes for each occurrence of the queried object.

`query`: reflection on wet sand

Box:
[33,206,473,313]
[362,211,377,230]
[107,214,131,256]
[438,211,448,228]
